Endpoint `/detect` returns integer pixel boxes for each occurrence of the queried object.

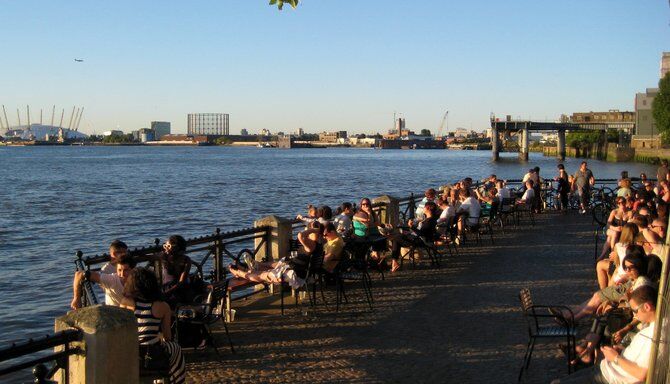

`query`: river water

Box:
[0,146,657,346]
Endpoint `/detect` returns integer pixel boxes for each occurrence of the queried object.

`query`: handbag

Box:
[139,343,170,371]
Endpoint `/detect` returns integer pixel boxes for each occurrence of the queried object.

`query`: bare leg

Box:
[596,259,610,290]
[572,293,602,321]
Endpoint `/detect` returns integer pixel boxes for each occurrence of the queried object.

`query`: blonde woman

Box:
[596,223,638,289]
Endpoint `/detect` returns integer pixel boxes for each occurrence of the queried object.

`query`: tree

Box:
[270,0,299,10]
[653,72,670,142]
[420,129,431,136]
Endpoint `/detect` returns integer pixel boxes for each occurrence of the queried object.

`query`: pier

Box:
[2,181,670,383]
[490,119,610,161]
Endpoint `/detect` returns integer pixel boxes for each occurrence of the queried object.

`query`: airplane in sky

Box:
[74,59,84,62]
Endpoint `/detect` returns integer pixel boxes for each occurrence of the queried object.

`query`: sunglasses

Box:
[631,303,643,314]
[361,202,370,206]
[624,264,637,272]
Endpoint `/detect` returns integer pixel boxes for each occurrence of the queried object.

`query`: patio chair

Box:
[335,245,373,312]
[175,279,235,355]
[518,288,575,383]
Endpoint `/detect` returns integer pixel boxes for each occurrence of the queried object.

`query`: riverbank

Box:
[541,143,670,165]
[186,212,596,383]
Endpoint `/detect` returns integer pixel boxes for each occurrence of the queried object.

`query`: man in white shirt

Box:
[520,180,535,204]
[496,180,511,200]
[456,188,481,233]
[551,285,657,384]
[71,254,136,309]
[100,239,128,274]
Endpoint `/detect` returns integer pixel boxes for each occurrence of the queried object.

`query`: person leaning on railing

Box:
[71,253,137,309]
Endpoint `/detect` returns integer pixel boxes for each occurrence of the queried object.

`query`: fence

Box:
[0,329,82,383]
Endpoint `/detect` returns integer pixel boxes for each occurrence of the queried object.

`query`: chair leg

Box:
[218,319,235,354]
[525,338,536,369]
[518,338,533,383]
[203,324,221,355]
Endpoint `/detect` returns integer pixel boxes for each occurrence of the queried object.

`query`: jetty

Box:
[2,181,670,384]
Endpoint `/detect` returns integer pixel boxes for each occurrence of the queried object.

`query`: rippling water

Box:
[0,146,657,346]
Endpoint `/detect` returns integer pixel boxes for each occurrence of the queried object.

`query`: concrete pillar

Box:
[372,195,400,228]
[557,130,566,160]
[254,215,292,262]
[519,127,529,161]
[54,305,138,384]
[491,125,499,161]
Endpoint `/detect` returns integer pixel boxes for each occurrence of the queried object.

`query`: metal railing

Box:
[75,226,270,306]
[0,329,82,384]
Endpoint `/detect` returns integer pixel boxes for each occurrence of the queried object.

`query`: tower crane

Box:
[436,110,449,138]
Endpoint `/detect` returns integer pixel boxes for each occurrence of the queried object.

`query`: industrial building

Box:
[151,121,171,139]
[187,113,229,136]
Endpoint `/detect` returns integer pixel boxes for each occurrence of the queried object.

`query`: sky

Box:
[1,1,669,135]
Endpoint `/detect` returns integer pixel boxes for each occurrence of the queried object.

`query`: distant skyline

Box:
[2,1,668,135]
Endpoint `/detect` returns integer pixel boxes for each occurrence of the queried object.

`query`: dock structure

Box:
[490,119,609,161]
[186,212,597,383]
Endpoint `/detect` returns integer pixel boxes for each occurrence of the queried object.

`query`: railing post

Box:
[54,306,138,384]
[214,228,222,281]
[253,216,292,262]
[372,195,400,228]
[408,193,417,220]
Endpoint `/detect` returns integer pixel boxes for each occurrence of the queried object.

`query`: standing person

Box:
[572,161,595,214]
[122,268,186,384]
[532,166,542,213]
[556,167,570,213]
[657,159,669,183]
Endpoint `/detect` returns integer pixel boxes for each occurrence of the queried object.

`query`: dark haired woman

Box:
[122,268,186,384]
[159,235,192,306]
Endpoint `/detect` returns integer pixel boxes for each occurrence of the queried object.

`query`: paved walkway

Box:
[186,212,598,383]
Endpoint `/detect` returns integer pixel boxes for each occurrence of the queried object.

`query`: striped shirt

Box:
[134,301,161,345]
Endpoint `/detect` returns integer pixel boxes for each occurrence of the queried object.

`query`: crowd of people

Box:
[548,160,670,384]
[66,160,670,384]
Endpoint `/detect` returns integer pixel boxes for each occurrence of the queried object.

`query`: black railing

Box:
[75,226,270,306]
[0,329,82,384]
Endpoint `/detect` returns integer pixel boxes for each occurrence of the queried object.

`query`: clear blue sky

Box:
[2,1,668,135]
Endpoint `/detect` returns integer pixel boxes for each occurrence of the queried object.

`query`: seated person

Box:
[557,246,652,322]
[416,188,437,219]
[122,268,186,384]
[296,204,318,224]
[333,202,354,238]
[436,197,455,224]
[456,188,481,234]
[155,235,192,306]
[551,285,658,384]
[322,222,345,273]
[519,180,535,205]
[496,180,511,200]
[228,222,322,289]
[71,253,136,309]
[388,202,439,272]
[101,239,129,274]
[317,205,333,226]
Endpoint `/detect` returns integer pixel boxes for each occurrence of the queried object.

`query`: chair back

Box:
[500,198,515,213]
[206,281,228,318]
[519,288,538,333]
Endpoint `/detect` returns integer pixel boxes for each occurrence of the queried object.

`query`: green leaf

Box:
[269,0,277,4]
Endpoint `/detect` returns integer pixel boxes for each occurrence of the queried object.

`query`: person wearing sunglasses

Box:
[551,285,658,384]
[602,197,633,261]
[156,235,192,307]
[555,246,651,323]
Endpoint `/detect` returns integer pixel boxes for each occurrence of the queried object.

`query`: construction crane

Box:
[436,110,449,138]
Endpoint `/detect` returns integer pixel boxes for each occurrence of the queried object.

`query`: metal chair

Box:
[335,244,373,312]
[175,280,235,355]
[518,288,575,383]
